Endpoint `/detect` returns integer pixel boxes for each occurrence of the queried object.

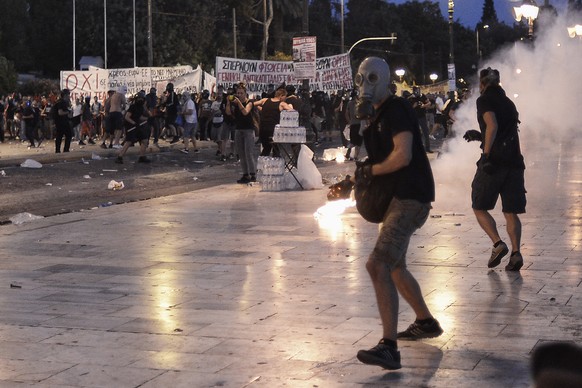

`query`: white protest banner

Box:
[216,53,352,93]
[311,53,353,92]
[215,57,295,94]
[105,67,151,96]
[172,68,202,94]
[293,36,317,79]
[60,68,109,102]
[150,65,194,82]
[203,71,216,93]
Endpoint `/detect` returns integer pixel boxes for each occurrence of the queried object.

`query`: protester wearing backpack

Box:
[327,57,443,371]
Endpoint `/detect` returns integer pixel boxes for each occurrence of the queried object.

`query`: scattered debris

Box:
[20,159,42,168]
[9,212,44,225]
[91,153,102,160]
[10,283,22,289]
[83,175,91,179]
[107,180,124,190]
[430,215,442,218]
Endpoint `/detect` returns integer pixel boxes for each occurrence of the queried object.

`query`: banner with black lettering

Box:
[215,54,352,93]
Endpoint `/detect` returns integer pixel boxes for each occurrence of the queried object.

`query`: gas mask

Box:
[354,57,391,120]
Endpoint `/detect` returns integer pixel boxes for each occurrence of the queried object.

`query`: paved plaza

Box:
[0,137,581,387]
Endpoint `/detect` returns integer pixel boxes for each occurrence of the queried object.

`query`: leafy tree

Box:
[17,78,59,97]
[0,55,17,95]
[309,0,339,57]
[481,0,498,25]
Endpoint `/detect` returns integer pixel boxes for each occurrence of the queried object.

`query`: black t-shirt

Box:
[259,99,281,133]
[53,99,70,129]
[125,102,146,129]
[476,85,522,165]
[363,96,435,203]
[233,100,254,130]
[23,105,35,126]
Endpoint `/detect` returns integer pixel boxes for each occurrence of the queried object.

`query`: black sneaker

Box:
[115,156,123,164]
[488,241,509,268]
[250,174,257,182]
[100,143,107,149]
[138,156,151,163]
[505,251,524,271]
[398,319,443,340]
[356,339,401,370]
[237,175,251,184]
[170,136,180,144]
[78,140,86,146]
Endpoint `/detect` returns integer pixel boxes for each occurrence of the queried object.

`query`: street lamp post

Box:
[476,24,489,60]
[429,73,438,84]
[395,69,405,83]
[513,0,540,39]
[340,0,345,53]
[448,0,456,92]
[347,36,398,54]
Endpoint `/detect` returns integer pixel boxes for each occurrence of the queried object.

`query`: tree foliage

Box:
[0,0,531,88]
[0,55,17,95]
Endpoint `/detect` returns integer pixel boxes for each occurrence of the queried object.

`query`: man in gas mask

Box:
[351,57,443,370]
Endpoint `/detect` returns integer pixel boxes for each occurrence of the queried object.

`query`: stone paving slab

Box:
[0,138,581,387]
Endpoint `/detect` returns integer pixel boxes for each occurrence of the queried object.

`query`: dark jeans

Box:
[55,125,73,153]
[25,123,37,146]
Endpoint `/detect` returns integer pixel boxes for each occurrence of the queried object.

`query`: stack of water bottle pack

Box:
[273,110,306,143]
[256,156,285,192]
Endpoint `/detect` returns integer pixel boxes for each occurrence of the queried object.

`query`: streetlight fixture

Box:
[429,73,438,84]
[513,0,540,39]
[567,24,582,39]
[448,0,456,92]
[395,69,405,83]
[476,24,489,60]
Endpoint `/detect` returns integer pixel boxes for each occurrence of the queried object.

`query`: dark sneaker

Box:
[398,319,443,340]
[100,143,107,149]
[220,155,227,162]
[170,136,180,144]
[505,251,524,271]
[115,156,123,164]
[88,139,96,145]
[78,140,86,146]
[356,339,401,370]
[194,149,200,154]
[250,175,257,182]
[488,241,509,268]
[237,175,251,184]
[138,156,151,163]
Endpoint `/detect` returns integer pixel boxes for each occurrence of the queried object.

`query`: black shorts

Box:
[125,124,150,144]
[471,165,526,214]
[107,112,123,134]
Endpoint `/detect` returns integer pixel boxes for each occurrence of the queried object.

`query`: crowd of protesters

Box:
[0,83,461,181]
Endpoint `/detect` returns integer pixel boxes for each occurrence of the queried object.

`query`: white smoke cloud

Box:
[432,12,582,212]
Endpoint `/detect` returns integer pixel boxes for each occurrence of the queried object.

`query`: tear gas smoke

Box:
[432,12,582,212]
